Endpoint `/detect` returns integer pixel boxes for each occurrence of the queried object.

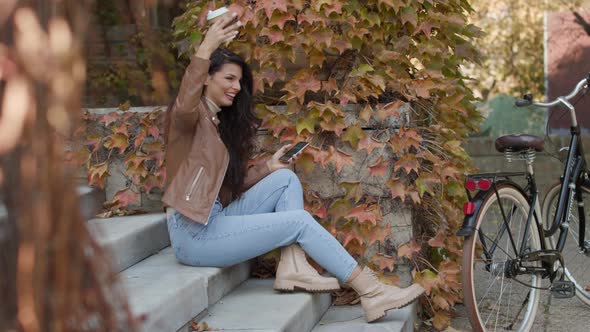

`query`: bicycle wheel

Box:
[463,183,542,332]
[541,182,590,305]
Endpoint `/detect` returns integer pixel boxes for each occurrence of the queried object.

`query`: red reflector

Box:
[464,202,475,215]
[465,180,477,191]
[478,179,492,191]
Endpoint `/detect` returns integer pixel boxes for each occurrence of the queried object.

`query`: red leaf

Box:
[394,154,420,175]
[346,204,381,226]
[428,230,446,248]
[100,112,120,126]
[386,178,406,202]
[257,0,288,19]
[328,146,354,173]
[284,70,322,104]
[111,187,140,207]
[148,125,160,139]
[368,157,389,178]
[365,226,390,246]
[372,253,396,272]
[397,241,421,259]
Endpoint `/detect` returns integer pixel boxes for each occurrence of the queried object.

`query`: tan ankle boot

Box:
[273,244,340,292]
[349,266,425,322]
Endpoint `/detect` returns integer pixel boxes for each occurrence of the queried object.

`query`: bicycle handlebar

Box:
[515,74,590,108]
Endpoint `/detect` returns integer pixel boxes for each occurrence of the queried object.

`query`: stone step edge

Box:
[120,247,251,332]
[180,279,332,332]
[312,302,417,332]
[88,213,170,272]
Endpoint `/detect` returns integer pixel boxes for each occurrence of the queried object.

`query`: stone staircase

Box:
[88,213,417,332]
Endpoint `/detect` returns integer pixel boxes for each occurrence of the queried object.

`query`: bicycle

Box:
[457,75,590,331]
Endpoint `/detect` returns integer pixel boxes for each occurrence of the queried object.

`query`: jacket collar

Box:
[203,96,221,126]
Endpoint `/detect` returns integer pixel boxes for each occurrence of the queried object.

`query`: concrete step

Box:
[195,279,332,332]
[312,303,417,332]
[87,213,170,272]
[121,247,251,332]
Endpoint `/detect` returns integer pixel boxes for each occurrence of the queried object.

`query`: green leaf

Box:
[341,124,366,148]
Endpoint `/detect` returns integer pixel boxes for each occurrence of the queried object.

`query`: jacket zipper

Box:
[204,149,229,225]
[185,166,204,201]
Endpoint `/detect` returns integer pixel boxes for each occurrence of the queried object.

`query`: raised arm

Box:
[171,12,242,131]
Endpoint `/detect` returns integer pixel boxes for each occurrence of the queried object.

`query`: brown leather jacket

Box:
[162,55,271,225]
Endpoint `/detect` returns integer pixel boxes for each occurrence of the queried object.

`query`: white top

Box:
[207,7,229,21]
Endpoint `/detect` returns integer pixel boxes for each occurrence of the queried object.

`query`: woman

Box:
[162,12,425,323]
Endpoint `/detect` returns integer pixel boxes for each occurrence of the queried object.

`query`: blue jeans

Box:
[166,168,358,283]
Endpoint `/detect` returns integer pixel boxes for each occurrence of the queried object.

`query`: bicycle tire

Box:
[463,183,542,332]
[541,182,590,305]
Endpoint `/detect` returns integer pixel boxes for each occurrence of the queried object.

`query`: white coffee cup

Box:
[207,7,230,25]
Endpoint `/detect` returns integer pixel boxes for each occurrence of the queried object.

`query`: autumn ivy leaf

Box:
[397,241,421,259]
[340,181,363,204]
[295,152,315,174]
[372,253,396,272]
[124,151,149,169]
[118,101,131,111]
[365,225,390,246]
[427,230,446,249]
[103,133,130,152]
[407,189,420,204]
[328,146,354,173]
[342,225,364,247]
[111,187,140,207]
[111,122,130,135]
[142,174,164,193]
[257,0,289,19]
[432,310,451,331]
[87,162,109,189]
[359,104,373,123]
[432,292,450,311]
[296,116,317,134]
[86,134,103,153]
[346,204,381,226]
[358,135,383,155]
[377,0,404,13]
[368,157,389,178]
[260,27,285,44]
[401,6,418,27]
[350,64,374,77]
[328,198,352,222]
[284,70,321,103]
[319,116,346,136]
[148,125,160,139]
[414,269,440,295]
[394,154,420,175]
[386,178,406,202]
[341,124,366,148]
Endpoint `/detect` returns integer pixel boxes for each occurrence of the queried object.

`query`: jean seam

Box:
[227,184,289,215]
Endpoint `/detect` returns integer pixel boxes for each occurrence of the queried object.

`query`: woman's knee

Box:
[271,168,298,181]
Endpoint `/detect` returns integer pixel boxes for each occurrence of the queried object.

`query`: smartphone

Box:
[279,142,309,163]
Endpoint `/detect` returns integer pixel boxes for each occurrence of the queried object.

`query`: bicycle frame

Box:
[547,124,588,252]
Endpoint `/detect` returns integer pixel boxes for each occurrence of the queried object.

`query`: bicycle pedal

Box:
[551,280,576,299]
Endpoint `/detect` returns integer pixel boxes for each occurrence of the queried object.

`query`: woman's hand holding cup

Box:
[195,10,241,59]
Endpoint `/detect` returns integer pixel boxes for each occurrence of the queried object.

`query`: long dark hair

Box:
[208,48,257,200]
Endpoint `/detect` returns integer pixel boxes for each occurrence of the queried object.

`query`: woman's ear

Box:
[204,75,211,86]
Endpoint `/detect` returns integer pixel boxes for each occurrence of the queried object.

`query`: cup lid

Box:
[207,7,229,21]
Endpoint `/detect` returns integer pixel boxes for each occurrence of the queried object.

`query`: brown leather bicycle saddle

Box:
[495,134,544,153]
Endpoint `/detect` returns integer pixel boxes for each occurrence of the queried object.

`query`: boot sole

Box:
[365,293,422,323]
[273,279,340,293]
